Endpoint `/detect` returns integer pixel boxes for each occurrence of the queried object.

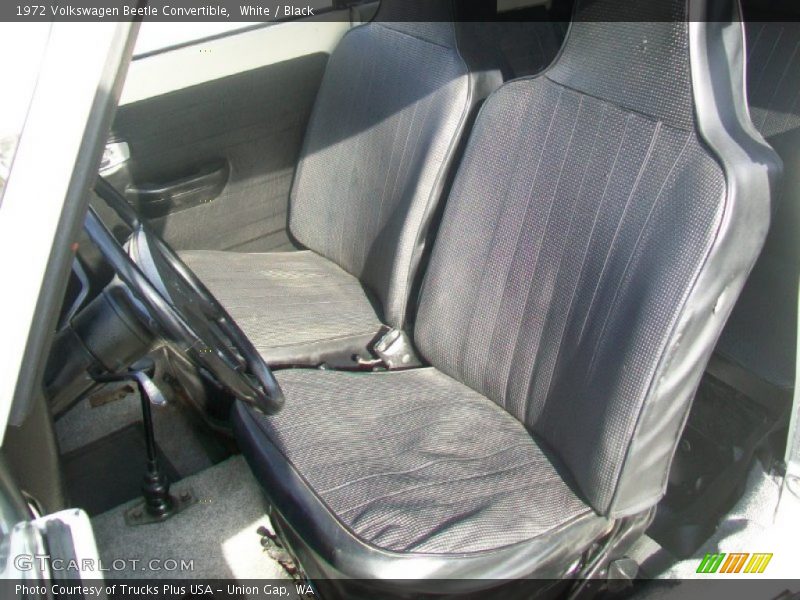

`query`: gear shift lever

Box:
[93,358,195,524]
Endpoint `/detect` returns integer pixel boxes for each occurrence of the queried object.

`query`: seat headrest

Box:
[548,0,696,130]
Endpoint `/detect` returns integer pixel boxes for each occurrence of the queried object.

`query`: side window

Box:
[133,0,337,58]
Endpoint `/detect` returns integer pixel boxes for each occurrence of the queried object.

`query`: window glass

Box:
[133,0,336,58]
[133,23,262,57]
[0,23,51,205]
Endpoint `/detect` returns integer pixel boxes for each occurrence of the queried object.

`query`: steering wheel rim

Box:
[84,176,285,415]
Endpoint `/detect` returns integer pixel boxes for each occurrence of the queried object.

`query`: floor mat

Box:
[62,422,180,517]
[647,373,773,556]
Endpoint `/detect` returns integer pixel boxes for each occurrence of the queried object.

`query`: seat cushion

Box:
[235,367,604,556]
[181,250,384,365]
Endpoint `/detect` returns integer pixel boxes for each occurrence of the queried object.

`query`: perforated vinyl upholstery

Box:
[716,20,800,390]
[235,0,778,573]
[241,368,597,554]
[180,250,382,364]
[288,16,472,329]
[415,73,725,514]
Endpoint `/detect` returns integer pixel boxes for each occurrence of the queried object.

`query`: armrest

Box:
[125,159,229,218]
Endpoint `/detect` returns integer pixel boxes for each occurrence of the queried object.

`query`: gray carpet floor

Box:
[657,463,799,579]
[630,463,800,599]
[91,455,290,581]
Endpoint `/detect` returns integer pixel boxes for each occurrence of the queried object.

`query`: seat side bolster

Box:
[608,1,782,517]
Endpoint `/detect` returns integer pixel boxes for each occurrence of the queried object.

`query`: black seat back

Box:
[716,18,800,391]
[288,0,503,328]
[415,0,781,517]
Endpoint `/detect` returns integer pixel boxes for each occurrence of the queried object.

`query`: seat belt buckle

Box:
[371,328,422,370]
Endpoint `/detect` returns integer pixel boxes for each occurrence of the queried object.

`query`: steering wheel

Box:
[83,176,285,415]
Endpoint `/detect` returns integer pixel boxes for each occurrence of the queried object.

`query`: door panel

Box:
[111,20,351,252]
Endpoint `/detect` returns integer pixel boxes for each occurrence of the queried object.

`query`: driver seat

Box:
[234,0,780,591]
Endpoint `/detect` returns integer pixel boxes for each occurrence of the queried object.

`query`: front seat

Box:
[233,0,780,592]
[181,0,515,367]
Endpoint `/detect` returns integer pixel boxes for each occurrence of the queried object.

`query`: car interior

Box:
[2,0,799,596]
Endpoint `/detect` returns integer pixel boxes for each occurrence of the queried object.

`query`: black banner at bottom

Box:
[2,579,799,600]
